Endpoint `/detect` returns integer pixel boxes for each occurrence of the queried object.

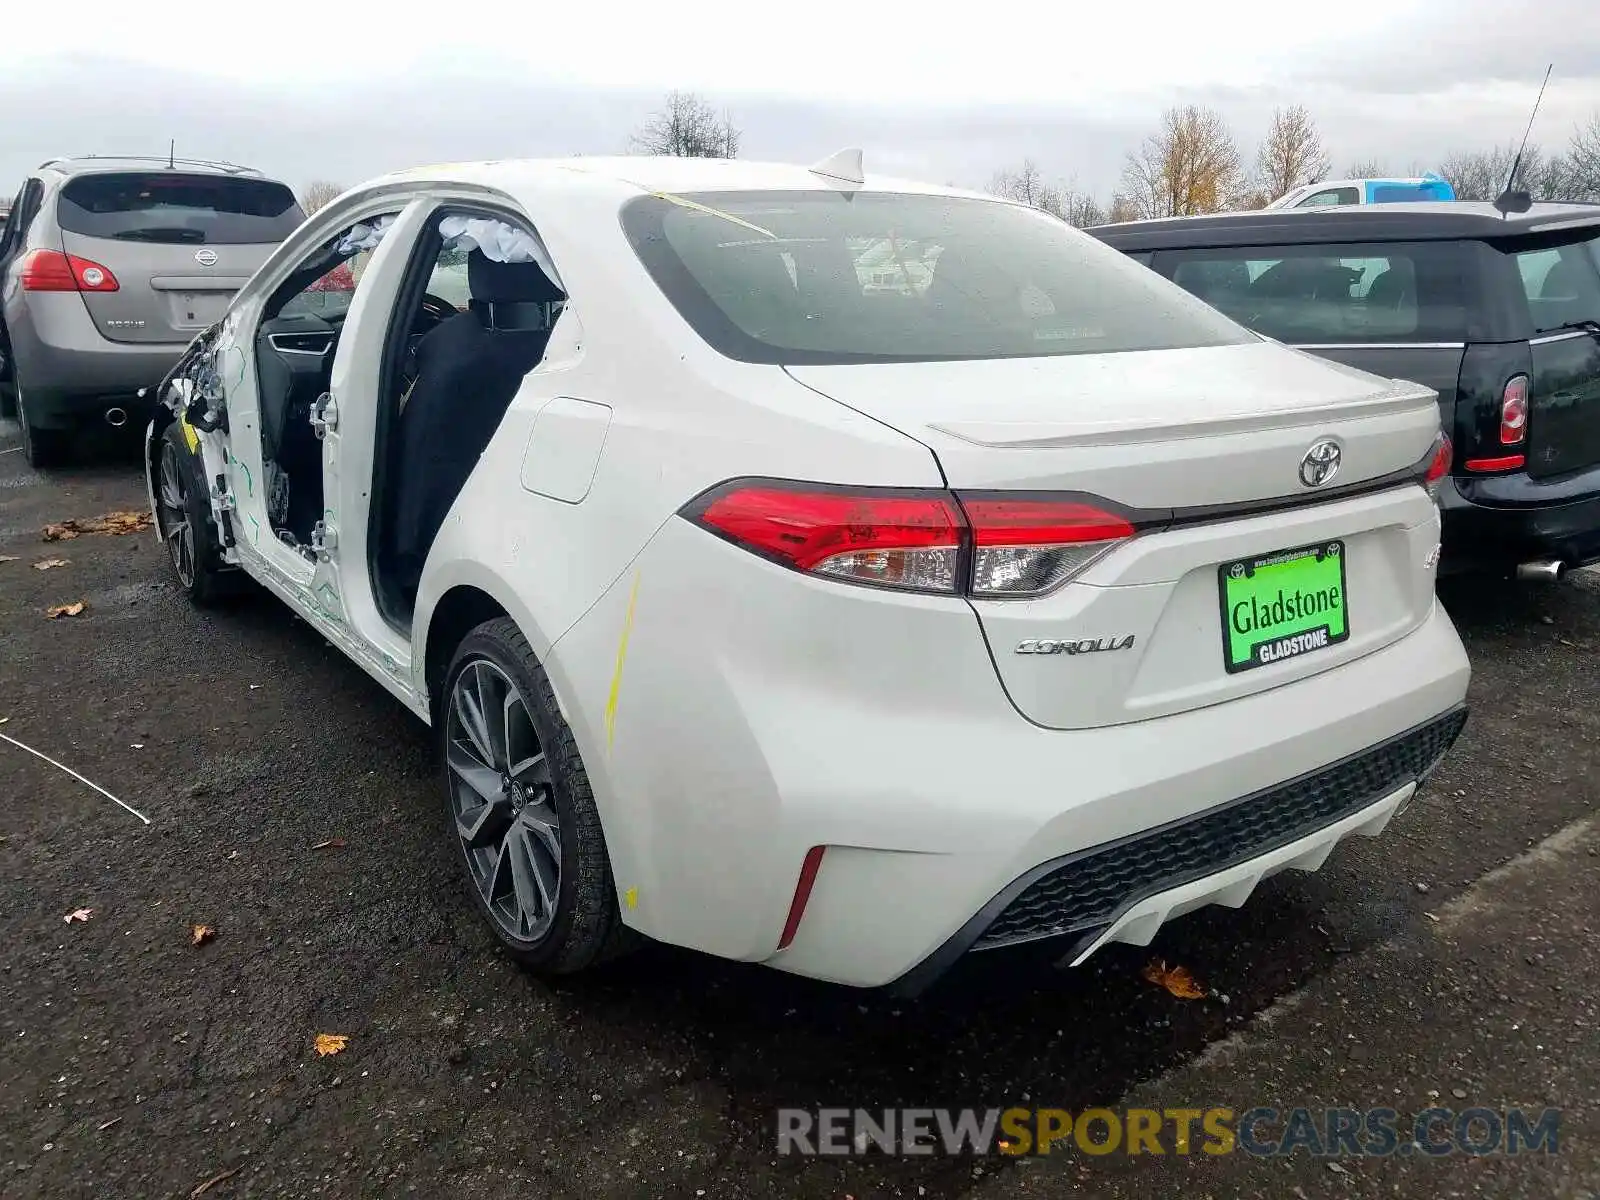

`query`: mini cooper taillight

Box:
[683,480,1136,598]
[1498,375,1529,445]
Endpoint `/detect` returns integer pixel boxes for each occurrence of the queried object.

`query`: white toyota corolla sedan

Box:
[143,152,1470,993]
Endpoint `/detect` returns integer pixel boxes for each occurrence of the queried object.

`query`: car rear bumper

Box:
[1440,468,1600,572]
[7,295,187,423]
[551,513,1472,990]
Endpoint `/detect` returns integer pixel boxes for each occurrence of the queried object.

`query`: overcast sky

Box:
[3,0,1597,201]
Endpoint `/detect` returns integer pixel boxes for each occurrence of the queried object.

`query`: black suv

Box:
[1088,203,1600,579]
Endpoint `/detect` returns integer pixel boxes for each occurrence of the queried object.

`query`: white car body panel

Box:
[143,155,1472,990]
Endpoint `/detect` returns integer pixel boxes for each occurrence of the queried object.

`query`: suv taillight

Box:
[683,481,1136,598]
[1423,433,1452,492]
[19,249,119,293]
[1499,374,1529,445]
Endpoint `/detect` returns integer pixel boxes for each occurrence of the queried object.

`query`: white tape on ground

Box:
[0,732,151,824]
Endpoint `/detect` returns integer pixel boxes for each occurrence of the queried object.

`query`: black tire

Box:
[155,422,234,606]
[16,378,70,468]
[441,617,636,975]
[0,324,16,421]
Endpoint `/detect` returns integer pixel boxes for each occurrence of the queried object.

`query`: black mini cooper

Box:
[1089,203,1600,579]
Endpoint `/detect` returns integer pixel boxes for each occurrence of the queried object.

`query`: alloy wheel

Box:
[158,441,196,588]
[446,659,562,944]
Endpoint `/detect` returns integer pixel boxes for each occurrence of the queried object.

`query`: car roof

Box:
[37,155,269,180]
[365,155,1000,204]
[1087,201,1600,248]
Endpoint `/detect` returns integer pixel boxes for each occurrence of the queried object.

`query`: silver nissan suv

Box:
[0,156,305,466]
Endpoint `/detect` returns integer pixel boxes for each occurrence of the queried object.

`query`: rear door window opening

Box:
[369,207,567,630]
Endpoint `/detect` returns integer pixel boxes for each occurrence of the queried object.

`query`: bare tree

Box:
[1119,105,1246,219]
[630,91,741,158]
[1559,111,1600,200]
[988,160,1106,227]
[1107,194,1142,223]
[1255,105,1331,203]
[1438,144,1560,201]
[1345,159,1388,178]
[989,159,1065,218]
[300,180,343,214]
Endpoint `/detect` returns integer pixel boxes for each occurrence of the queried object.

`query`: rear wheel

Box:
[0,324,15,421]
[156,423,232,606]
[16,377,70,469]
[441,618,635,975]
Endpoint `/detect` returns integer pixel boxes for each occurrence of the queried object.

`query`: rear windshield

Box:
[620,191,1253,364]
[1513,233,1600,335]
[1153,241,1473,344]
[56,172,304,246]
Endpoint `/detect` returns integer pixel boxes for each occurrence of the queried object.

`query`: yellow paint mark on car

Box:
[623,887,638,910]
[604,572,642,751]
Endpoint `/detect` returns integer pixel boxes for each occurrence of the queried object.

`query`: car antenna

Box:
[1495,63,1552,217]
[168,139,175,169]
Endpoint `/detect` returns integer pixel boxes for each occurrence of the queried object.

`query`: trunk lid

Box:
[788,342,1444,729]
[1514,230,1600,479]
[54,170,302,345]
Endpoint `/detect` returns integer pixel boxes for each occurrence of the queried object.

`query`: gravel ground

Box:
[1,420,1596,1199]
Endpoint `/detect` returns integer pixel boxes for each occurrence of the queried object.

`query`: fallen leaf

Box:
[0,717,8,724]
[311,837,346,851]
[64,908,94,924]
[191,924,217,947]
[314,1033,349,1057]
[0,555,18,563]
[32,558,69,571]
[97,1117,122,1132]
[45,601,87,619]
[190,1166,240,1197]
[42,511,152,542]
[1142,958,1208,1000]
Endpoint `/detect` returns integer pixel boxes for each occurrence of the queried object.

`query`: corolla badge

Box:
[194,248,218,266]
[1015,635,1136,655]
[1299,438,1342,488]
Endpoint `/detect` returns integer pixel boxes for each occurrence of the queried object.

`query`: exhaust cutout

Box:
[105,407,127,427]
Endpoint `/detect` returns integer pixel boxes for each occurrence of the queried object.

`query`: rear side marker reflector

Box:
[1463,454,1526,473]
[683,480,1137,599]
[777,846,827,951]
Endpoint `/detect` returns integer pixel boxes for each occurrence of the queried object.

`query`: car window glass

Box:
[278,214,401,319]
[1515,235,1600,333]
[1161,241,1469,343]
[56,172,305,246]
[622,191,1252,365]
[1297,188,1359,207]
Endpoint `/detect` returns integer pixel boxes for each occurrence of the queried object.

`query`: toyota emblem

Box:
[1299,439,1342,488]
[194,248,218,267]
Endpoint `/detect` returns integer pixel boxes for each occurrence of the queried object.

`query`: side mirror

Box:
[1494,189,1533,215]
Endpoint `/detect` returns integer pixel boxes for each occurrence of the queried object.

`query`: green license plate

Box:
[1218,540,1349,674]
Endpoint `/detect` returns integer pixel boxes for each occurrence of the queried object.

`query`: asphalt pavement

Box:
[1,419,1597,1199]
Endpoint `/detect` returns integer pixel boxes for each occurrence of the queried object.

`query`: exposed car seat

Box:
[383,249,564,604]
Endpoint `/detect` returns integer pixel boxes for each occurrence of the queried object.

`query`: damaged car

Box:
[145,154,1470,992]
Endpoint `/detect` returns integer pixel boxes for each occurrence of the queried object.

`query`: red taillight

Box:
[959,495,1136,597]
[691,483,964,593]
[1499,375,1529,446]
[19,249,119,293]
[684,480,1137,597]
[1423,434,1452,489]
